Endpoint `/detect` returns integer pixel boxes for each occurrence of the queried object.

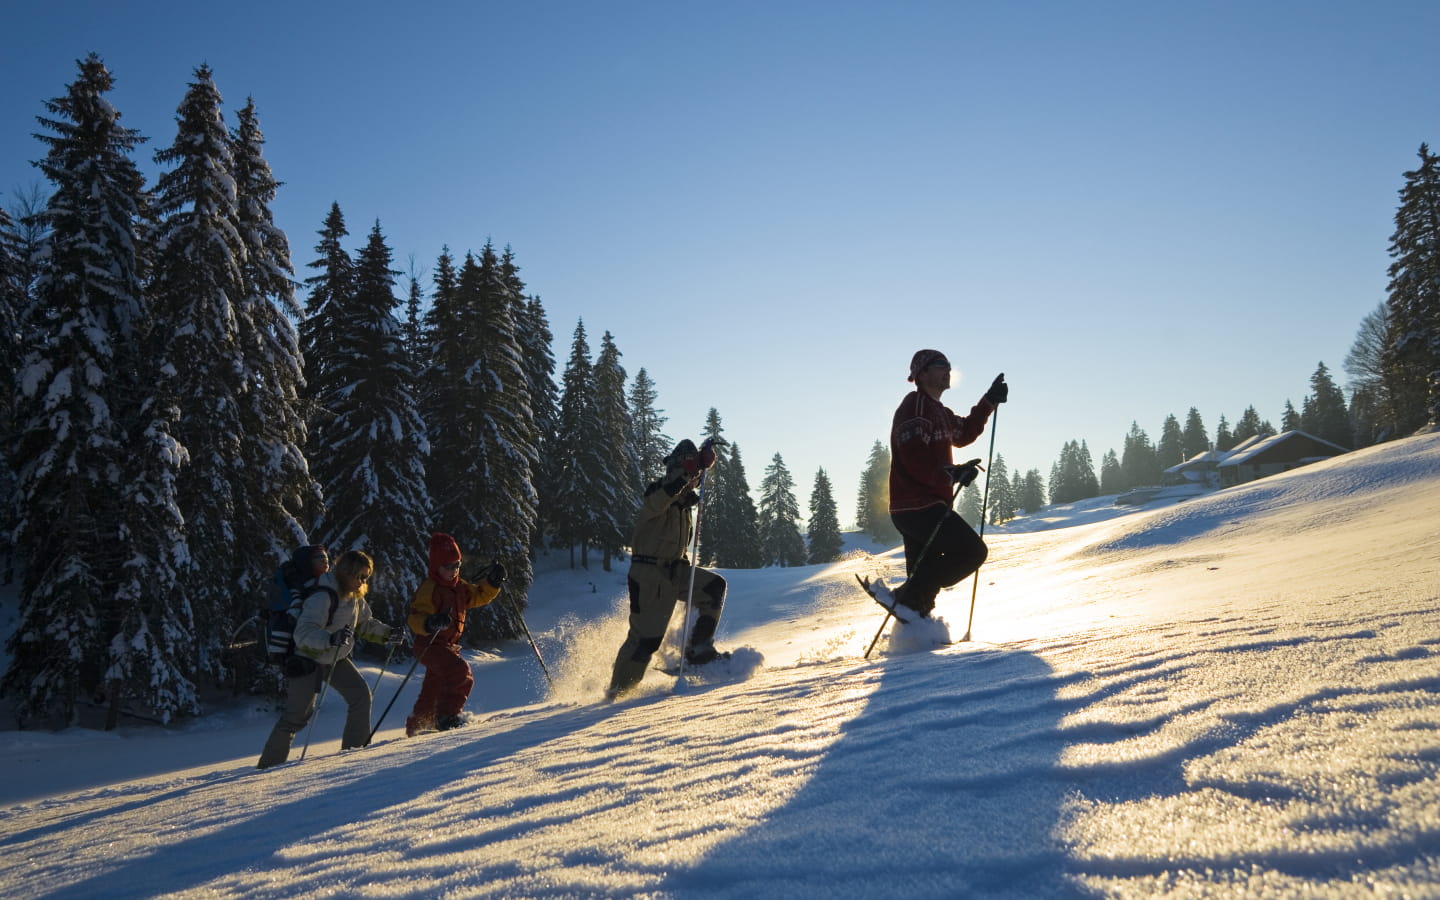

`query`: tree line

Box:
[0,57,843,729]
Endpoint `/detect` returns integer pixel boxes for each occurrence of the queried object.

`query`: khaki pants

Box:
[257,657,372,768]
[608,559,726,696]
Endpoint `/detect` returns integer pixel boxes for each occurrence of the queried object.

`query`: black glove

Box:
[984,373,1008,405]
[947,458,984,488]
[424,612,452,634]
[484,561,507,587]
[384,626,406,645]
[329,624,353,647]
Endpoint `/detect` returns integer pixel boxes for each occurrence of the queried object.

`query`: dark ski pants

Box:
[608,558,726,697]
[257,657,372,768]
[891,506,988,616]
[409,638,473,727]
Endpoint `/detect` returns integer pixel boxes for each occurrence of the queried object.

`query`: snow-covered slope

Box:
[1,432,1437,898]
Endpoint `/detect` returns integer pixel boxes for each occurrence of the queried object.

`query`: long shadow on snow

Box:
[660,641,1085,900]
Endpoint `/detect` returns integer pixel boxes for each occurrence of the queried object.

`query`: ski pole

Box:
[675,467,711,682]
[368,647,423,744]
[299,659,339,761]
[961,405,1000,643]
[503,592,553,688]
[863,478,964,659]
[369,639,398,695]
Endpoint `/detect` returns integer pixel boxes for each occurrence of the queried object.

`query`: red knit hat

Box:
[429,533,461,570]
[908,349,949,382]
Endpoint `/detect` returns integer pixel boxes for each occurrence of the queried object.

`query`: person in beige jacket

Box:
[606,438,728,700]
[257,550,400,769]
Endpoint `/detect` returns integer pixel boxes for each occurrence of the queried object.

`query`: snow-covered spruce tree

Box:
[1281,399,1301,432]
[505,254,559,555]
[855,440,898,545]
[1157,414,1184,470]
[1345,303,1391,446]
[229,97,318,682]
[1384,144,1440,431]
[300,202,355,445]
[419,246,463,505]
[1301,362,1351,448]
[628,368,671,485]
[1097,448,1122,496]
[805,468,843,564]
[1018,469,1047,515]
[0,204,24,577]
[149,64,254,678]
[5,55,194,727]
[986,455,1015,525]
[1182,407,1210,459]
[1215,415,1234,452]
[553,319,605,567]
[308,222,432,626]
[447,243,537,641]
[1119,422,1160,489]
[958,482,983,528]
[757,453,806,567]
[698,410,762,568]
[1231,406,1272,445]
[592,331,640,571]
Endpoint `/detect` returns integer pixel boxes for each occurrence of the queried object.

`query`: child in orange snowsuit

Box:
[405,533,505,736]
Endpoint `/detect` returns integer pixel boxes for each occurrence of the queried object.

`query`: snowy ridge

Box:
[0,432,1437,897]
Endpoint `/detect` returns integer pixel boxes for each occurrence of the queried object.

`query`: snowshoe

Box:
[685,643,731,666]
[857,574,913,624]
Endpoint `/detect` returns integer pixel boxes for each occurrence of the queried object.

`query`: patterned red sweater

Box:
[888,390,995,514]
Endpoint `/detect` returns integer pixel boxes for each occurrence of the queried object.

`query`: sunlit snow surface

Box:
[1,432,1437,898]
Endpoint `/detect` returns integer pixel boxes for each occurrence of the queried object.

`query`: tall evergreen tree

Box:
[5,55,193,726]
[1215,414,1235,452]
[856,440,898,544]
[592,330,640,570]
[986,455,1015,524]
[300,203,354,434]
[1120,423,1161,488]
[1018,468,1047,514]
[1231,406,1268,445]
[149,63,253,678]
[628,368,671,485]
[511,286,558,554]
[704,436,764,568]
[0,204,23,575]
[229,97,317,659]
[1281,401,1302,432]
[554,319,605,567]
[958,483,983,528]
[1098,448,1123,495]
[450,244,537,637]
[805,468,843,564]
[757,453,807,567]
[309,222,432,625]
[1157,414,1184,471]
[1050,440,1100,503]
[1181,408,1210,459]
[1383,143,1440,431]
[1300,362,1350,448]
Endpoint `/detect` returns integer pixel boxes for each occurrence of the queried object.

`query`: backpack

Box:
[264,546,338,664]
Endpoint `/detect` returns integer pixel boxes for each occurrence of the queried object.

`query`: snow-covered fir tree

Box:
[229,97,318,679]
[1120,423,1160,489]
[1050,440,1100,503]
[958,482,983,528]
[805,467,843,564]
[855,440,898,545]
[1301,362,1351,448]
[149,64,254,672]
[308,222,432,625]
[1231,406,1272,445]
[986,455,1015,525]
[1181,407,1210,458]
[510,282,558,553]
[5,55,193,727]
[698,410,763,568]
[0,203,23,575]
[628,368,670,486]
[1281,399,1301,432]
[1017,468,1046,514]
[1384,144,1440,431]
[757,453,807,567]
[553,319,606,568]
[300,203,355,442]
[1345,303,1391,446]
[1098,448,1122,496]
[591,331,640,571]
[450,243,538,639]
[1157,414,1184,470]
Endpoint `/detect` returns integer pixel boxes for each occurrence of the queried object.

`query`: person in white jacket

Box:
[257,550,400,769]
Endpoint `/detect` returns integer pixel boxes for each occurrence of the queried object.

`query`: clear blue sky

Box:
[4,1,1436,529]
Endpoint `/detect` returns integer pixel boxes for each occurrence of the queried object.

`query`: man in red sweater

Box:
[885,349,1007,619]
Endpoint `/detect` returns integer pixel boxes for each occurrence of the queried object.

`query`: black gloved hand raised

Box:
[984,373,1008,405]
[484,561,507,587]
[329,624,353,647]
[947,458,984,488]
[424,612,452,634]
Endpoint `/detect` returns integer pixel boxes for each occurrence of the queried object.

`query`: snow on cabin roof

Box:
[1218,430,1348,466]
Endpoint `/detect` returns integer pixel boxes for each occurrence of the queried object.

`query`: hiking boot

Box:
[685,643,731,666]
[437,714,467,732]
[893,584,932,619]
[405,715,434,737]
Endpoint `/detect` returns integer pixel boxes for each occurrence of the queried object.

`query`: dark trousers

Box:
[890,506,988,615]
[409,638,474,726]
